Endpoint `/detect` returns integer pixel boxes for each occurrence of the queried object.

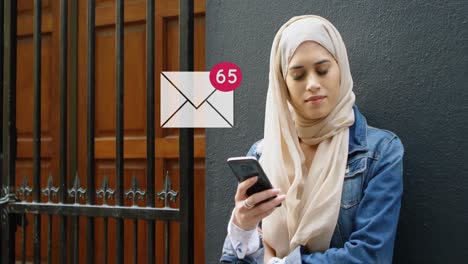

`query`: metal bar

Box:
[59,1,68,263]
[115,0,124,263]
[164,221,170,264]
[22,214,26,264]
[68,0,79,252]
[72,216,79,264]
[0,0,3,258]
[69,0,78,186]
[1,1,18,263]
[146,0,156,262]
[86,1,96,263]
[47,215,52,264]
[68,0,79,253]
[68,1,80,258]
[179,0,194,263]
[8,202,179,220]
[133,219,138,264]
[103,217,108,264]
[69,0,79,257]
[33,1,42,263]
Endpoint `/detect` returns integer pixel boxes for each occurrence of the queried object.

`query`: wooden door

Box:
[14,0,62,261]
[14,0,206,263]
[76,0,206,263]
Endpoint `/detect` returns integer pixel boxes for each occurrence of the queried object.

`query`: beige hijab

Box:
[259,15,356,257]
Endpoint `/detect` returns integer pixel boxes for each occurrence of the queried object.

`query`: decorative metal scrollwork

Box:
[97,176,115,205]
[41,173,59,202]
[0,186,19,223]
[68,173,87,204]
[125,175,146,206]
[17,176,32,201]
[157,171,178,208]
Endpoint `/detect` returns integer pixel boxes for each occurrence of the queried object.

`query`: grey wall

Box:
[205,1,468,263]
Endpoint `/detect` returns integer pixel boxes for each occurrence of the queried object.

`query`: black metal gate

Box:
[0,0,195,263]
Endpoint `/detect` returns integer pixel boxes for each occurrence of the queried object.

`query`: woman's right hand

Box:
[233,176,286,231]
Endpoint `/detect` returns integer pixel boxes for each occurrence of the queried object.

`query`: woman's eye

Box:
[292,73,305,80]
[317,69,328,76]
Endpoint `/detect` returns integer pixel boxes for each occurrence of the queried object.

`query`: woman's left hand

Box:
[263,239,275,264]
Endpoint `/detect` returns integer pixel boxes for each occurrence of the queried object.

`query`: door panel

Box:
[15,0,61,262]
[77,0,206,263]
[14,0,206,263]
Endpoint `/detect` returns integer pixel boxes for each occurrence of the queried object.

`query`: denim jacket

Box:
[220,105,404,264]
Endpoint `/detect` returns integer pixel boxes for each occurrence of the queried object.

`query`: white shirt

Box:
[227,208,285,264]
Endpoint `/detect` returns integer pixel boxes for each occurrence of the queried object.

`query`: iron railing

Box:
[0,0,195,263]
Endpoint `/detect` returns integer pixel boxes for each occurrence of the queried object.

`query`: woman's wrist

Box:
[233,208,257,231]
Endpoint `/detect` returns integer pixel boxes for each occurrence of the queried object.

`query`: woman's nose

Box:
[306,74,320,91]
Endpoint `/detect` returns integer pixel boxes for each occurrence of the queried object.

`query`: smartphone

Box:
[227,156,280,206]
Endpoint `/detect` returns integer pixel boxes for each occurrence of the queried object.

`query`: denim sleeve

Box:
[246,140,260,159]
[289,136,404,264]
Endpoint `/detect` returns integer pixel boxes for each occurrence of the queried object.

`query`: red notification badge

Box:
[209,62,242,92]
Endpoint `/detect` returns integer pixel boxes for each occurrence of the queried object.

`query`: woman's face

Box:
[285,41,341,120]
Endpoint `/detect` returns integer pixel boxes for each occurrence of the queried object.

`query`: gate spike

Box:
[68,172,87,204]
[157,171,178,208]
[41,173,59,202]
[17,175,33,201]
[125,174,146,206]
[74,173,80,190]
[97,175,115,205]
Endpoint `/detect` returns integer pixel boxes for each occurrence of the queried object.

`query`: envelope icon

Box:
[161,72,233,128]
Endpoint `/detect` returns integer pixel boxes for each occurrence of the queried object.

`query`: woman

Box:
[220,15,404,264]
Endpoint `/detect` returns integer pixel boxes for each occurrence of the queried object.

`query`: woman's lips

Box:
[305,96,326,105]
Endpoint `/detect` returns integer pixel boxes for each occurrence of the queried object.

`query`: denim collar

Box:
[348,105,368,155]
